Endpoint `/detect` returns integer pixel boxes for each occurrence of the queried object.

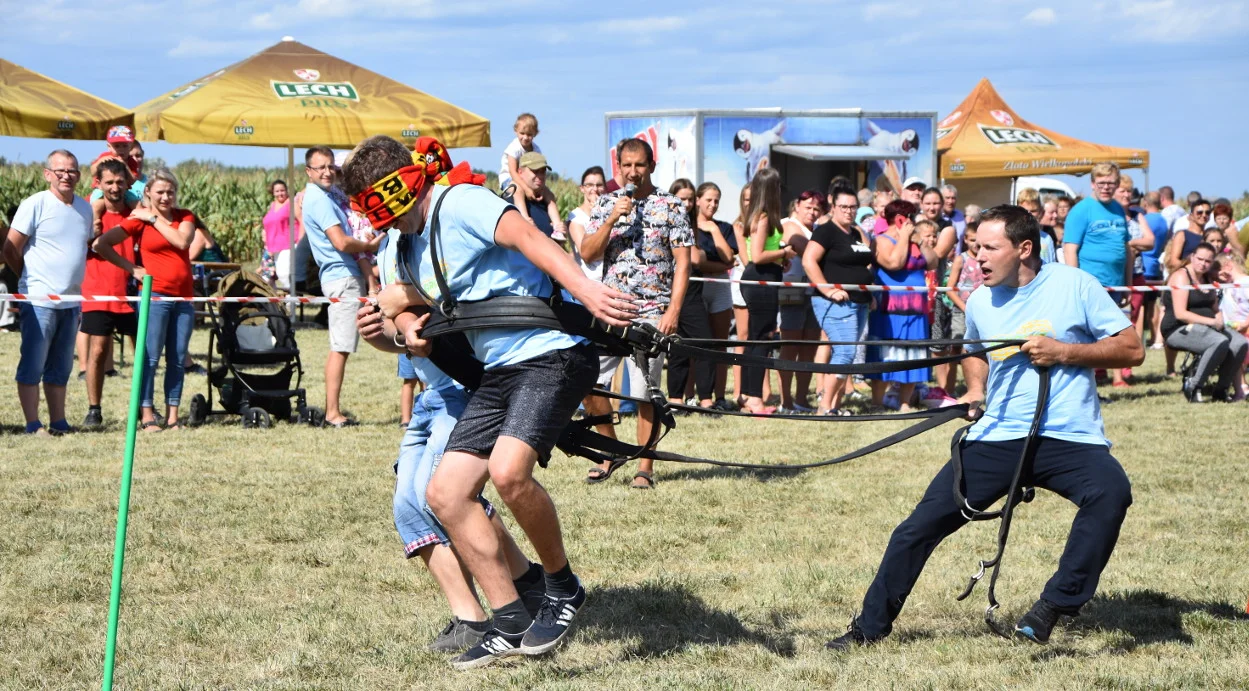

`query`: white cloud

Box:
[862,2,923,22]
[595,16,688,33]
[167,37,268,58]
[1023,7,1057,25]
[1111,0,1248,42]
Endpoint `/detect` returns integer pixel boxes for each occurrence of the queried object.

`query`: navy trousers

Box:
[858,437,1133,638]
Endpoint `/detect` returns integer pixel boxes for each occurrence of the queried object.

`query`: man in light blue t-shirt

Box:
[3,150,92,436]
[344,135,636,670]
[831,205,1143,652]
[1063,162,1130,291]
[300,146,383,427]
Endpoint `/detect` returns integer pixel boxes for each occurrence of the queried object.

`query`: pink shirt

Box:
[263,200,299,253]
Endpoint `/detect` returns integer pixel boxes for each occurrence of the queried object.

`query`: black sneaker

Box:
[82,409,103,428]
[1014,599,1062,644]
[185,363,207,375]
[519,581,585,655]
[824,617,882,651]
[428,618,488,653]
[449,628,525,670]
[77,370,86,381]
[105,369,120,378]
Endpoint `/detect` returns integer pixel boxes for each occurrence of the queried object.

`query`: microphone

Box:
[624,183,636,198]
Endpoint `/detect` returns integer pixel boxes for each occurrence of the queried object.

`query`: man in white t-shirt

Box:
[2,149,93,436]
[1157,186,1186,231]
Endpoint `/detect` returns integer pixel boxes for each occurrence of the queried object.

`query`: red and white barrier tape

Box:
[0,293,373,304]
[687,276,1226,293]
[0,279,1234,304]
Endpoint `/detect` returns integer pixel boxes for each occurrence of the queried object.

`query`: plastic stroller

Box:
[188,270,322,428]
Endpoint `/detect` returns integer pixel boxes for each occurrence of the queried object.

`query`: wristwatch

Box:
[149,214,159,224]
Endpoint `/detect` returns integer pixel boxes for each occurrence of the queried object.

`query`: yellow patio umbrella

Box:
[131,37,490,149]
[131,37,491,287]
[0,58,132,140]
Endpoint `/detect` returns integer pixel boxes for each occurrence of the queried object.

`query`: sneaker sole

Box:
[449,647,523,671]
[518,626,574,656]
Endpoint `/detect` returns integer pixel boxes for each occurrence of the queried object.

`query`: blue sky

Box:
[3,0,1248,197]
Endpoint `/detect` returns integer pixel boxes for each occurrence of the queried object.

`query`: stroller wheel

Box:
[188,394,208,427]
[300,406,324,427]
[241,406,272,429]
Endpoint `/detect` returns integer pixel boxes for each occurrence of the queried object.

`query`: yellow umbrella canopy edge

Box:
[0,58,133,140]
[132,39,490,149]
[937,78,1148,179]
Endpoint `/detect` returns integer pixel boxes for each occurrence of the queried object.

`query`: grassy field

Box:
[1,324,1247,690]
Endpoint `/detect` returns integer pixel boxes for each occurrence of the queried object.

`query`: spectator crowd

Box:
[3,116,1248,443]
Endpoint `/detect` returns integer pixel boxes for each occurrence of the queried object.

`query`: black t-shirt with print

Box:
[811,220,874,304]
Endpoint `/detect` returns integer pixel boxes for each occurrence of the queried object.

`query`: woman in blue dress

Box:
[868,199,938,411]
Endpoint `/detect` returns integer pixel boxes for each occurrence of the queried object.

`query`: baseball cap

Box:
[856,207,876,226]
[106,125,134,144]
[902,176,926,190]
[518,151,551,171]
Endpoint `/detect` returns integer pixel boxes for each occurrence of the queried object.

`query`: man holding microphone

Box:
[580,139,693,490]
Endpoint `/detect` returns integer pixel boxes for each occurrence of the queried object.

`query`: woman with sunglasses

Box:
[1165,199,1212,273]
[1161,242,1248,402]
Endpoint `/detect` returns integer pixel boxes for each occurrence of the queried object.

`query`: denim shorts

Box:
[397,353,417,380]
[811,296,867,366]
[393,386,494,557]
[446,342,598,467]
[16,304,80,386]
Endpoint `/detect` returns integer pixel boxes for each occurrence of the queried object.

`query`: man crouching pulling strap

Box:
[343,136,638,670]
[827,205,1143,651]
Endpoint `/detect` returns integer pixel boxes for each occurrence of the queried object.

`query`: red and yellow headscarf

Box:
[350,136,486,228]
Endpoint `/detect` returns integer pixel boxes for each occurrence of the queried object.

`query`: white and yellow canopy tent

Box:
[131,37,491,283]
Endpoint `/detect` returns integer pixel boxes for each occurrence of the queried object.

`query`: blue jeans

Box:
[811,296,867,366]
[141,297,194,409]
[394,386,486,557]
[16,304,80,386]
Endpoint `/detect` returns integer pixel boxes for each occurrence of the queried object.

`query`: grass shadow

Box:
[658,464,806,483]
[1101,388,1178,404]
[577,581,795,659]
[1061,588,1248,652]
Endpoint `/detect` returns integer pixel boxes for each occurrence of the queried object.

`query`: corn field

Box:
[1,161,585,265]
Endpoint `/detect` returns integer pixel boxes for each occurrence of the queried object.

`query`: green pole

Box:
[102,275,153,691]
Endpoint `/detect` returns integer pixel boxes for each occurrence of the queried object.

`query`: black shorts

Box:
[445,342,598,467]
[80,310,137,337]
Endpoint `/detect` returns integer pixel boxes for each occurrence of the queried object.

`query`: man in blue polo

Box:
[301,145,382,427]
[828,205,1142,650]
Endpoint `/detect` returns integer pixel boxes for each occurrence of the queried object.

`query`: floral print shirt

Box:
[586,188,694,318]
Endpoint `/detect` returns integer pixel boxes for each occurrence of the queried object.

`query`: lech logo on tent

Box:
[294,69,320,82]
[271,79,360,101]
[234,118,255,139]
[978,124,1057,149]
[401,124,420,139]
[56,117,75,132]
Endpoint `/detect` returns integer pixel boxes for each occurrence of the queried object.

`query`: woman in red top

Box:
[94,168,196,431]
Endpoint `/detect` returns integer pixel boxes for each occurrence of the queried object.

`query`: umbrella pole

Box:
[287,146,296,317]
